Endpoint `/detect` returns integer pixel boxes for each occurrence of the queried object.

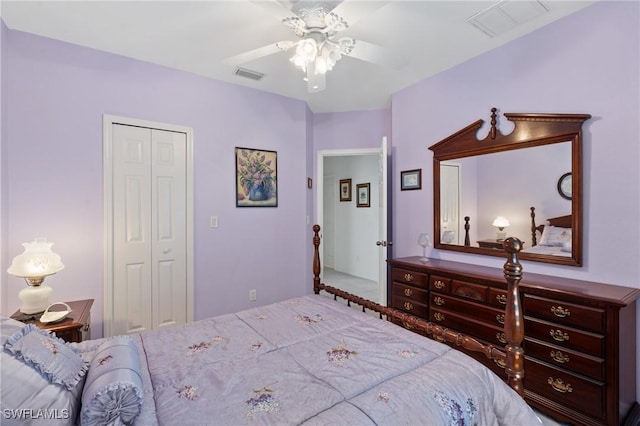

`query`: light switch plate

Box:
[210,216,218,228]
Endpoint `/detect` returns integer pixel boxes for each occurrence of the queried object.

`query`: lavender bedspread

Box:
[84,295,542,425]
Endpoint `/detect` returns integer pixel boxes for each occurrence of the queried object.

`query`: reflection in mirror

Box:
[429,108,591,266]
[441,143,571,252]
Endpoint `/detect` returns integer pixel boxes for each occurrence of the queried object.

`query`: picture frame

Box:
[401,169,422,191]
[235,147,278,207]
[356,183,370,208]
[339,179,352,202]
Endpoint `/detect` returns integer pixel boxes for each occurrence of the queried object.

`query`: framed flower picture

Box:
[235,147,278,207]
[356,183,370,208]
[339,179,352,202]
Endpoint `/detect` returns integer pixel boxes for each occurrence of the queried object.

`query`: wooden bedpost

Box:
[530,207,538,246]
[464,216,470,246]
[312,225,321,294]
[503,237,525,397]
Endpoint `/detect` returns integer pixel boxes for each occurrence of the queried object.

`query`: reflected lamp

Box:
[7,238,64,314]
[492,216,510,241]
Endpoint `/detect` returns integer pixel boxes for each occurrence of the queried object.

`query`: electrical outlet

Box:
[249,289,257,301]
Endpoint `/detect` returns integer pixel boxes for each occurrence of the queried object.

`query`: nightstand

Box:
[477,239,505,249]
[10,299,94,343]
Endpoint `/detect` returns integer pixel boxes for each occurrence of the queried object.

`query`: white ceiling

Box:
[1,0,595,113]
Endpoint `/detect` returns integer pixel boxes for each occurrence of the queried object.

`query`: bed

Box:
[523,206,572,257]
[1,225,541,425]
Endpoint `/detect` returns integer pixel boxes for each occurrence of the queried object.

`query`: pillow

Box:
[1,318,85,425]
[81,336,143,426]
[4,324,88,390]
[539,225,572,247]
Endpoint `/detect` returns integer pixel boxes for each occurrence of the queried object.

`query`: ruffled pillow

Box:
[539,225,571,247]
[81,336,143,426]
[4,324,88,390]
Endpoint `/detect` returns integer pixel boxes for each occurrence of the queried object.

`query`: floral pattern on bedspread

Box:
[433,390,478,426]
[327,342,358,366]
[246,386,280,418]
[186,336,225,357]
[176,385,198,400]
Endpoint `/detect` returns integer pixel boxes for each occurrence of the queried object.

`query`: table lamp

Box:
[7,238,64,314]
[492,216,510,241]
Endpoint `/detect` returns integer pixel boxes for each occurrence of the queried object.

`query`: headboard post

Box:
[503,237,525,397]
[312,225,321,294]
[464,216,470,246]
[530,207,539,246]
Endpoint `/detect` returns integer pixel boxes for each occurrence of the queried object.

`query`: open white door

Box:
[377,137,389,306]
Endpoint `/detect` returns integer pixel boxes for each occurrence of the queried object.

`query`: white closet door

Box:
[111,124,188,335]
[151,129,187,330]
[113,124,153,334]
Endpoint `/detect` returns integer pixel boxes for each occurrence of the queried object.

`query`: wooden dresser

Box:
[388,257,639,426]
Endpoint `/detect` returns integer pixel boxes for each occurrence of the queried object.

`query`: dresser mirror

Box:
[429,108,591,266]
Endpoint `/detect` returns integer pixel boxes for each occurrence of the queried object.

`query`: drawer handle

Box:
[433,280,445,290]
[403,302,414,311]
[496,294,507,305]
[548,377,573,393]
[551,306,571,318]
[434,312,445,322]
[550,350,570,364]
[496,332,506,344]
[494,358,506,369]
[433,296,445,306]
[496,314,505,325]
[403,288,413,297]
[404,273,414,282]
[549,329,570,342]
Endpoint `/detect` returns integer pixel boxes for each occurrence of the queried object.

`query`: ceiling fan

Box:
[224,1,405,93]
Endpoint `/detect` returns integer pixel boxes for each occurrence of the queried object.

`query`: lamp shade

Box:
[7,238,64,279]
[492,216,510,229]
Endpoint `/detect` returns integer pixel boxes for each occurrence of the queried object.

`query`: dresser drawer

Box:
[525,317,604,357]
[451,280,489,303]
[392,268,428,289]
[524,337,604,381]
[393,283,428,302]
[489,288,508,308]
[431,294,505,328]
[523,294,605,333]
[430,308,506,346]
[525,358,606,421]
[430,275,451,293]
[392,295,429,318]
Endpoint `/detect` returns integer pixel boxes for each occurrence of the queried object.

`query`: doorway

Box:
[103,115,194,337]
[316,140,390,305]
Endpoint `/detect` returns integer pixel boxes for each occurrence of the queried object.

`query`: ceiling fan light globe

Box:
[315,57,328,74]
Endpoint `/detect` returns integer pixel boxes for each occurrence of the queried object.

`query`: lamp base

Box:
[19,285,52,314]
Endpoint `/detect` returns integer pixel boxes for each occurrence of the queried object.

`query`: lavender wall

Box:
[3,30,311,336]
[392,1,640,286]
[0,21,7,313]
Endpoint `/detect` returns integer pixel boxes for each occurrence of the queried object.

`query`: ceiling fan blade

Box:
[330,1,390,28]
[223,42,287,66]
[347,40,408,70]
[249,0,296,22]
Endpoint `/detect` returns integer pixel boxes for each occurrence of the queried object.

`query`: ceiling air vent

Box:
[234,67,265,81]
[467,1,549,38]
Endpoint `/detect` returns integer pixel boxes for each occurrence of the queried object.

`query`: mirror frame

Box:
[429,108,591,266]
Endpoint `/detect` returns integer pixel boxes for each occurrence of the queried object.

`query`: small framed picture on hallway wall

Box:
[356,183,370,208]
